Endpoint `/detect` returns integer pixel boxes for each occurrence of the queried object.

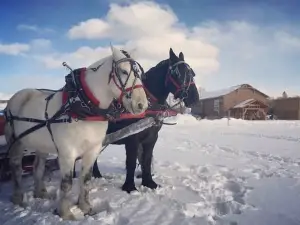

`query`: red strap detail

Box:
[174,81,195,96]
[144,87,158,102]
[62,90,107,121]
[113,109,178,121]
[168,75,181,89]
[79,68,100,106]
[80,109,178,121]
[62,91,68,104]
[117,84,144,103]
[165,72,195,96]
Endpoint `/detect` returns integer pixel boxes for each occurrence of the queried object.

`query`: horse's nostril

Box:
[138,103,144,110]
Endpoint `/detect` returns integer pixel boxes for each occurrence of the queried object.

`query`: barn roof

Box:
[0,104,6,111]
[0,100,8,111]
[199,85,242,100]
[199,84,269,100]
[233,99,256,108]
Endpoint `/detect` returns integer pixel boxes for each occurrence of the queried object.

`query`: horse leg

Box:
[92,157,102,178]
[136,144,155,179]
[141,136,159,189]
[9,141,26,207]
[78,146,101,215]
[56,156,76,220]
[136,144,143,179]
[33,152,49,199]
[72,160,76,178]
[122,139,139,193]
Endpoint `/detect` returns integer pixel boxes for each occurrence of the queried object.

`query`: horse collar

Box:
[63,68,111,121]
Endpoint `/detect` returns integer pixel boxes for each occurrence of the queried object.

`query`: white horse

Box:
[4,45,148,220]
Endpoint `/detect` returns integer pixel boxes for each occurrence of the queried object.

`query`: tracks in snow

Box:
[0,160,253,225]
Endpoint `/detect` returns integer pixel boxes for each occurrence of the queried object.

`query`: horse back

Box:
[6,88,62,119]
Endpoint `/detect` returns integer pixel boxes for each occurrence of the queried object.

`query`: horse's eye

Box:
[121,69,129,75]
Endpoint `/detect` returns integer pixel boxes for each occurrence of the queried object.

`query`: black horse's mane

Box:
[145,59,169,76]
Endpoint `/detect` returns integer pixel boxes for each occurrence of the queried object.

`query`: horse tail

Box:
[4,107,16,153]
[3,89,33,152]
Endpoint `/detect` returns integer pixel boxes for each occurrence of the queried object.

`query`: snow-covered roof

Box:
[199,84,269,100]
[199,85,242,100]
[233,99,255,108]
[0,103,6,111]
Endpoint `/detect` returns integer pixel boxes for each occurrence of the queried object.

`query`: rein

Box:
[109,57,145,104]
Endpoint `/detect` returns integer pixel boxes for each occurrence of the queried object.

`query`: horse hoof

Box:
[78,201,93,215]
[54,208,77,220]
[142,180,159,190]
[34,189,51,199]
[11,193,26,207]
[136,173,155,179]
[122,182,138,194]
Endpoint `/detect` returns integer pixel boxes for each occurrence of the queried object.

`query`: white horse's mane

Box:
[87,55,111,70]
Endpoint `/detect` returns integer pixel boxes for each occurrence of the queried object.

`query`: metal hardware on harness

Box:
[63,62,77,90]
[100,117,158,154]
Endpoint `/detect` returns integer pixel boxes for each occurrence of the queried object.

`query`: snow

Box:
[0,103,6,111]
[199,85,241,100]
[1,115,300,224]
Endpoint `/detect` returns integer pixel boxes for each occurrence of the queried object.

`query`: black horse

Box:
[74,48,200,193]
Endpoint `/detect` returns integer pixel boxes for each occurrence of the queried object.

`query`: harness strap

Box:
[5,91,72,156]
[44,93,61,153]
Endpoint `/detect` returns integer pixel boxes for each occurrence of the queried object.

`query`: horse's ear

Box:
[179,52,184,61]
[111,45,123,60]
[169,48,177,62]
[126,47,138,59]
[110,42,114,53]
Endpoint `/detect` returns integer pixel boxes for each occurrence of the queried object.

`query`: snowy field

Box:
[1,115,300,225]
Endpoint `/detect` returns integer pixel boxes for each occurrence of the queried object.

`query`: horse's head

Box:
[87,45,148,115]
[109,46,148,114]
[166,48,200,107]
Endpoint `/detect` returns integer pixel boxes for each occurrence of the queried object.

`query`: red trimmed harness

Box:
[62,68,178,121]
[111,70,144,104]
[164,63,195,97]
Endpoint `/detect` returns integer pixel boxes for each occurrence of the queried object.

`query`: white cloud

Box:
[7,1,298,98]
[17,24,55,33]
[53,1,219,85]
[34,46,112,69]
[30,39,52,49]
[0,39,52,56]
[192,21,273,59]
[0,43,30,55]
[68,19,111,40]
[0,93,12,100]
[274,31,300,50]
[0,74,64,95]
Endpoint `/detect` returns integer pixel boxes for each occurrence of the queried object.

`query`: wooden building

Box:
[192,84,269,120]
[270,97,300,120]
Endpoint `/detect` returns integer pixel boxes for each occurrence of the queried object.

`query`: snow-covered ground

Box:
[1,115,300,225]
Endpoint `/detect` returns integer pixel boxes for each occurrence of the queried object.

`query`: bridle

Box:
[165,60,195,107]
[89,52,145,107]
[108,57,145,105]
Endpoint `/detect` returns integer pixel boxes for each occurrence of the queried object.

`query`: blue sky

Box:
[0,0,300,98]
